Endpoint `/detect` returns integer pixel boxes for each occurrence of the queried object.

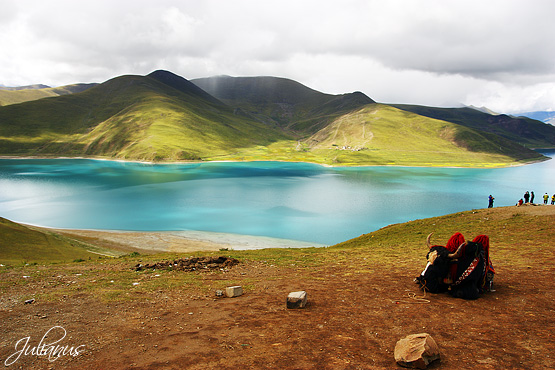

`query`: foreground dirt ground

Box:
[1,206,554,369]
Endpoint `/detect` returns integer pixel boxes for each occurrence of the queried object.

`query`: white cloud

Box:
[465,80,555,113]
[0,0,554,113]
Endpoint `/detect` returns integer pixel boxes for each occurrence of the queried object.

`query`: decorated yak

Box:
[415,232,495,300]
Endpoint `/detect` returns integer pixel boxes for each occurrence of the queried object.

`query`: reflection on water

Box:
[0,153,554,245]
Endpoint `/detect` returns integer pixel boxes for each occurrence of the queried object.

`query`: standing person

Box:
[524,191,530,203]
[552,194,555,205]
[544,193,549,204]
[530,191,535,204]
[488,194,494,208]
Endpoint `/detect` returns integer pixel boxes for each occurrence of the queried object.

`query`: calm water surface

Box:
[1,152,554,245]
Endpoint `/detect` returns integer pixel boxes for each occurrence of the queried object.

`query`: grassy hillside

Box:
[332,205,555,267]
[392,104,555,149]
[0,83,96,106]
[0,217,119,263]
[0,71,290,161]
[2,205,552,266]
[0,71,546,166]
[205,104,545,166]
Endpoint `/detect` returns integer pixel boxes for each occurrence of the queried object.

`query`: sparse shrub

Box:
[122,252,141,258]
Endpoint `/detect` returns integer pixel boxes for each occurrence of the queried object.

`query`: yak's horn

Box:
[448,242,466,259]
[426,232,433,248]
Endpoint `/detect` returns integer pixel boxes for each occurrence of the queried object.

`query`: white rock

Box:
[225,286,243,298]
[287,291,307,309]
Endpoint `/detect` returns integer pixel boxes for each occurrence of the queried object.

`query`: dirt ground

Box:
[1,256,554,369]
[1,205,554,369]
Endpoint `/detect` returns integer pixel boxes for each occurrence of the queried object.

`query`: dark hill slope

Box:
[148,70,224,106]
[192,76,375,136]
[0,71,290,161]
[391,104,555,149]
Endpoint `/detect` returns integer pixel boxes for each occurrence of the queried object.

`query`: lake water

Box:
[1,151,554,246]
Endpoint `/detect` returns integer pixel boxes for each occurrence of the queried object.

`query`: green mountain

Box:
[192,76,375,135]
[0,71,547,166]
[0,70,290,161]
[294,104,543,166]
[191,75,544,165]
[0,83,97,106]
[391,104,555,149]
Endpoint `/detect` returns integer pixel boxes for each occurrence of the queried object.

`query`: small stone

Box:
[287,291,307,309]
[225,286,243,298]
[24,298,35,304]
[394,333,440,369]
[215,290,224,297]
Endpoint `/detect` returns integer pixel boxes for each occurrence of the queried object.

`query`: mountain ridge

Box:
[0,70,550,166]
[191,75,375,135]
[0,71,290,161]
[515,110,555,126]
[391,104,555,149]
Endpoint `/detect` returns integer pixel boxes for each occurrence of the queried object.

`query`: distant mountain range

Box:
[464,105,554,126]
[390,104,555,149]
[514,111,555,126]
[0,83,98,106]
[0,84,52,91]
[0,70,552,166]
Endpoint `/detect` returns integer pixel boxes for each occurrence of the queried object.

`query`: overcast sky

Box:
[1,0,554,113]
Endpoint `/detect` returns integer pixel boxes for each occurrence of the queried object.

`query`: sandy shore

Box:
[51,228,326,255]
[30,203,554,255]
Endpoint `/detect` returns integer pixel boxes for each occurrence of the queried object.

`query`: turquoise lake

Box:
[0,151,554,245]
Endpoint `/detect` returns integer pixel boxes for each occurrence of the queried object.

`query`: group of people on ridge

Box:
[516,190,555,206]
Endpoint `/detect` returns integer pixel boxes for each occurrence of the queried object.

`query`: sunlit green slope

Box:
[0,71,290,161]
[392,104,555,149]
[0,217,107,263]
[210,104,545,166]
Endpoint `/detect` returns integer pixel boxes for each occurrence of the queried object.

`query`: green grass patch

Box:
[1,206,553,304]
